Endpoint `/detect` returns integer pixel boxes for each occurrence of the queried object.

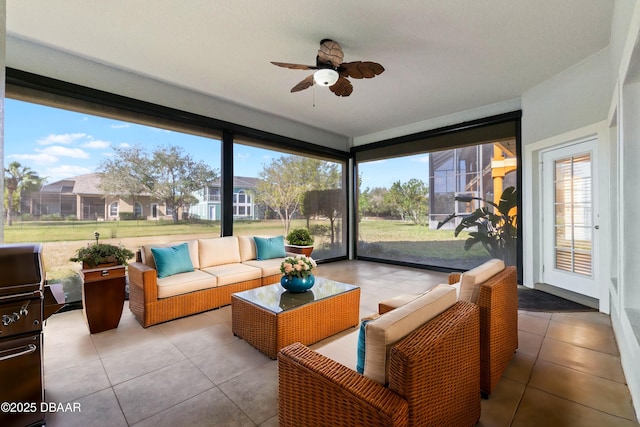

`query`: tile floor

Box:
[41,260,639,426]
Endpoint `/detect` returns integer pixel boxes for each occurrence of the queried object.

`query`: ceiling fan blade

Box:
[329,76,353,97]
[317,39,344,68]
[340,61,385,79]
[291,74,314,93]
[271,62,317,70]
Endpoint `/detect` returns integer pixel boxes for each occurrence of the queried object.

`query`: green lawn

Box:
[3,218,492,279]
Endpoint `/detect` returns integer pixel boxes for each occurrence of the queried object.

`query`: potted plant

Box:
[284,228,315,257]
[69,232,135,269]
[279,255,317,292]
[436,186,517,266]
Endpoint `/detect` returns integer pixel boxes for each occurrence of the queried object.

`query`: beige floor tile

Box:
[551,311,612,328]
[167,323,238,358]
[218,360,279,425]
[518,312,550,336]
[43,333,100,372]
[528,359,636,420]
[131,387,255,427]
[101,339,186,385]
[516,330,544,358]
[45,388,128,427]
[90,320,166,357]
[153,310,218,338]
[479,377,525,427]
[517,310,552,320]
[501,351,536,384]
[546,319,619,355]
[539,337,626,383]
[44,359,111,404]
[190,339,272,385]
[512,387,638,427]
[114,359,214,425]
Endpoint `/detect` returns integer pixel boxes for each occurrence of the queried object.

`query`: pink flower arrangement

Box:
[280,255,317,278]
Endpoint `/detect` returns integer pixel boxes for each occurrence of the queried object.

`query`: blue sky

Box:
[4,98,429,188]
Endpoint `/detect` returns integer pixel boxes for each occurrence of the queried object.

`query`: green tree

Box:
[360,187,391,218]
[303,189,344,244]
[4,161,43,226]
[99,145,219,222]
[385,179,429,225]
[255,156,340,235]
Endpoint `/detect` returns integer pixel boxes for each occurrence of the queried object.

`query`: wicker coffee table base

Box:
[232,287,361,359]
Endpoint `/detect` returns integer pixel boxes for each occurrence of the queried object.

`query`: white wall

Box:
[521,48,612,146]
[5,37,350,152]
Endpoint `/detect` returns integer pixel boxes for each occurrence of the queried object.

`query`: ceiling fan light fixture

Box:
[313,69,339,87]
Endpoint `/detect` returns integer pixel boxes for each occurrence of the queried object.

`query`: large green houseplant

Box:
[437,186,518,266]
[70,232,135,269]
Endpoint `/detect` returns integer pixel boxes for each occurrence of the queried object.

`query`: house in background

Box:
[189,176,264,221]
[24,173,172,221]
[429,140,517,229]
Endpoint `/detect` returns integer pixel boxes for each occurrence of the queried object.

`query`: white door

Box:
[542,138,598,297]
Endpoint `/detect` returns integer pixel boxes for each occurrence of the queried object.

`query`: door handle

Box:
[594,225,600,229]
[0,344,37,362]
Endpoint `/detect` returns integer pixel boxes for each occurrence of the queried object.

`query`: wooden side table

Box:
[81,265,126,334]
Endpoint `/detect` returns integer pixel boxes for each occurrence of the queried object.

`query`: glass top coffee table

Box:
[231,277,360,359]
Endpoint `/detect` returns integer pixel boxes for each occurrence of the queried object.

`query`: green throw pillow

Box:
[253,236,286,260]
[151,243,194,279]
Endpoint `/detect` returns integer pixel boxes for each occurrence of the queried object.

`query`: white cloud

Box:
[237,153,250,160]
[7,152,58,164]
[37,133,88,145]
[111,123,130,129]
[118,142,131,148]
[37,146,90,159]
[82,140,111,149]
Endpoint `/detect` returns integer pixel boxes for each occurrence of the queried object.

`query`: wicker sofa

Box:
[128,235,288,327]
[379,258,518,397]
[278,298,481,427]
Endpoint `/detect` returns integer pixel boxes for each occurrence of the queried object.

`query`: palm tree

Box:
[4,161,42,226]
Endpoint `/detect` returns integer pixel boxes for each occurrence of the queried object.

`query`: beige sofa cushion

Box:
[458,258,505,303]
[142,240,200,270]
[199,236,241,267]
[156,270,216,299]
[237,235,257,262]
[364,284,456,384]
[201,263,262,286]
[242,258,284,277]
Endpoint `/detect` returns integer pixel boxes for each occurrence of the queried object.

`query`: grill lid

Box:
[0,244,44,296]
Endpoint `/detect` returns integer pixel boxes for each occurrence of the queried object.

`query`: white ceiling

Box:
[6,0,614,141]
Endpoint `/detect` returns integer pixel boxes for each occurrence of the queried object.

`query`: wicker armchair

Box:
[448,265,518,397]
[278,301,481,427]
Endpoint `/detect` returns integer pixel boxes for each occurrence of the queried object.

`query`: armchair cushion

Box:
[458,258,505,303]
[363,285,456,384]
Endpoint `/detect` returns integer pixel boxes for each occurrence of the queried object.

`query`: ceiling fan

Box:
[271,39,385,97]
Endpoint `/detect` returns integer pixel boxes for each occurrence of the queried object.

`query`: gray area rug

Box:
[518,287,596,312]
